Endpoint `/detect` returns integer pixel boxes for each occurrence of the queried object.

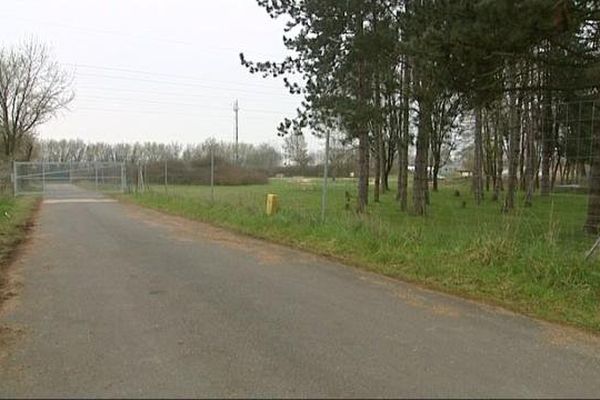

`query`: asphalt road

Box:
[1,185,600,398]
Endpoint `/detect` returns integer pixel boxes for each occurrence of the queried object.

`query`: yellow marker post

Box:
[266,194,279,216]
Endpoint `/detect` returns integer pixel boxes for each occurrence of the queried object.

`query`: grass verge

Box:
[0,196,39,307]
[121,179,600,333]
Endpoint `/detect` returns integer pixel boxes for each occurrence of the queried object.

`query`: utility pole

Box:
[41,137,46,194]
[321,130,331,223]
[164,159,168,194]
[13,160,17,197]
[121,163,126,193]
[233,99,239,165]
[210,144,215,203]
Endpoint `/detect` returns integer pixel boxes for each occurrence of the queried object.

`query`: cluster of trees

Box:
[242,0,600,232]
[40,136,360,178]
[41,136,356,176]
[39,139,283,171]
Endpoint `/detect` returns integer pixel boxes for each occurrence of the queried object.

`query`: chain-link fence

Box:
[127,157,269,194]
[13,162,125,197]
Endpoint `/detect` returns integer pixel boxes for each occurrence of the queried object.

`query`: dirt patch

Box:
[541,323,600,358]
[124,204,295,266]
[360,276,463,318]
[429,304,462,318]
[0,325,25,362]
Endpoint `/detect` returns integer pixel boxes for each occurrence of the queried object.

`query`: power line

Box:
[65,63,288,91]
[74,72,298,98]
[234,99,240,164]
[74,84,301,104]
[76,94,292,115]
[74,106,283,121]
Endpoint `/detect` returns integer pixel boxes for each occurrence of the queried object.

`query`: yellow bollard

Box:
[266,194,279,216]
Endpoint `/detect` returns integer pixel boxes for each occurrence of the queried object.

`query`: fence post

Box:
[42,160,46,193]
[95,162,98,191]
[210,146,215,202]
[164,159,168,194]
[321,129,330,222]
[138,162,145,194]
[12,161,17,197]
[121,163,126,193]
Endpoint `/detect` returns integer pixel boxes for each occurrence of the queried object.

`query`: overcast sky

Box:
[1,0,308,148]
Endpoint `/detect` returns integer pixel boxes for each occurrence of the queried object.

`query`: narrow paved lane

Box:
[1,191,600,397]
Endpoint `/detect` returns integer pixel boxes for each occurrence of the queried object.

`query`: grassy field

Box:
[123,178,600,332]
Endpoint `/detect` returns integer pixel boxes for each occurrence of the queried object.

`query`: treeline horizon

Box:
[31,137,360,178]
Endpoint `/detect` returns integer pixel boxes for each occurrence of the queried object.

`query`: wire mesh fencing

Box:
[126,158,269,194]
[119,99,600,246]
[13,162,125,197]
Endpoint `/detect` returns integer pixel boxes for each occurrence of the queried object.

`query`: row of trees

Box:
[39,139,282,170]
[242,0,600,232]
[39,137,362,178]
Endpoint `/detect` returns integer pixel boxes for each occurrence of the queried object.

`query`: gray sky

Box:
[1,0,306,148]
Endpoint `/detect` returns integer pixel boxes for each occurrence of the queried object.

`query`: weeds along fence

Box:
[0,162,12,195]
[127,158,268,193]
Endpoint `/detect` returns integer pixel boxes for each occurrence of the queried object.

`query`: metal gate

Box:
[13,162,126,197]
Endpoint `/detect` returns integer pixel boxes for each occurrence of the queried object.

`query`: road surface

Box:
[1,185,600,398]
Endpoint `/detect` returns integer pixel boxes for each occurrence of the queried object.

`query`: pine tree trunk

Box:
[379,131,386,194]
[552,156,560,190]
[374,143,381,203]
[396,101,404,201]
[493,117,502,201]
[524,95,535,207]
[397,63,410,211]
[541,98,553,196]
[383,168,390,192]
[356,20,368,213]
[383,128,391,193]
[473,107,484,205]
[503,69,520,212]
[483,111,493,193]
[518,92,526,192]
[413,96,431,215]
[432,163,439,191]
[373,72,381,203]
[519,127,526,191]
[357,130,369,212]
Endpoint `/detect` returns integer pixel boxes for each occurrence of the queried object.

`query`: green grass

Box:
[0,196,39,295]
[122,178,600,332]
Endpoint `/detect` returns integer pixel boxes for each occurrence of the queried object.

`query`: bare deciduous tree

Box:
[283,134,311,169]
[0,39,73,159]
